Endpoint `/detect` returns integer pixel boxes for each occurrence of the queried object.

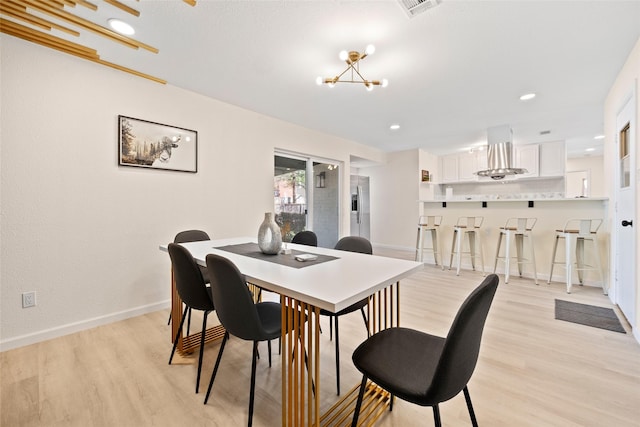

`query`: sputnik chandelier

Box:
[316,45,388,91]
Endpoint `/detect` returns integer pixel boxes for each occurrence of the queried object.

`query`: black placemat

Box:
[215,242,338,269]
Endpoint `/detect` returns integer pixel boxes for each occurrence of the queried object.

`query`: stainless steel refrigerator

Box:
[350,175,370,240]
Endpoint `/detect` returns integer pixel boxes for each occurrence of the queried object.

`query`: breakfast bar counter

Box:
[418,197,609,287]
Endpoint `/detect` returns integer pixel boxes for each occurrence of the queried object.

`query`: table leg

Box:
[316,282,401,427]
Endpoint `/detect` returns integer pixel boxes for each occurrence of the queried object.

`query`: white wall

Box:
[0,38,384,350]
[362,149,420,250]
[566,156,605,197]
[604,36,640,339]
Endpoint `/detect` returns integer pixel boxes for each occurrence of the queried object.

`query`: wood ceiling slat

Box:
[1,3,80,35]
[13,0,159,52]
[1,18,166,84]
[1,17,97,57]
[103,0,139,17]
[0,0,183,84]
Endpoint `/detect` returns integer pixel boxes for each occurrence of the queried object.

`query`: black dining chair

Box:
[204,253,282,427]
[291,230,318,247]
[350,274,499,427]
[321,235,373,395]
[167,243,216,394]
[168,230,211,327]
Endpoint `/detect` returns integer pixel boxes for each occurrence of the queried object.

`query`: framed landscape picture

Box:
[118,115,198,173]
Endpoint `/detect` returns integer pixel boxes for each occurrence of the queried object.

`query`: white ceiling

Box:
[31,0,640,159]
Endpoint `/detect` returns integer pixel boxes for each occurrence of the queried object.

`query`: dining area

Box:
[160,228,429,426]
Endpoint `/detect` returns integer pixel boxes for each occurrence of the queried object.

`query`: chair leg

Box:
[204,331,229,404]
[335,316,340,395]
[248,341,259,427]
[267,340,272,368]
[351,375,368,427]
[169,305,189,365]
[186,306,192,337]
[195,311,210,393]
[463,385,478,427]
[433,404,442,427]
[167,311,172,325]
[360,307,370,338]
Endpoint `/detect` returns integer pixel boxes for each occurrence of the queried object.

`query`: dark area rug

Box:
[555,299,626,333]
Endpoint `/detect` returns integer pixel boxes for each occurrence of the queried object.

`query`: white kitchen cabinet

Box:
[515,144,539,178]
[458,152,478,181]
[440,154,459,183]
[539,141,566,177]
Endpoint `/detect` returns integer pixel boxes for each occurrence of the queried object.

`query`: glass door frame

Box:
[275,150,342,246]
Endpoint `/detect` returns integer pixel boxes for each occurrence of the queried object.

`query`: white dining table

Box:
[160,237,422,426]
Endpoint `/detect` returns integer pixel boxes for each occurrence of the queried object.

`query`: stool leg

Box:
[565,234,573,293]
[449,229,457,271]
[493,232,503,274]
[504,231,511,283]
[592,236,606,294]
[548,235,559,284]
[576,237,585,285]
[515,233,524,277]
[468,231,476,271]
[478,230,485,276]
[431,229,439,266]
[529,233,538,285]
[455,230,463,275]
[415,226,422,262]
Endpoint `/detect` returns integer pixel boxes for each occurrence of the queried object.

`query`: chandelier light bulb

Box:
[315,76,323,86]
[366,83,374,92]
[339,50,349,61]
[365,44,376,55]
[381,79,389,88]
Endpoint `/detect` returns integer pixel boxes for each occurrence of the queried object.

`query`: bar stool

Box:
[493,218,538,284]
[415,215,443,269]
[449,216,485,276]
[548,218,605,294]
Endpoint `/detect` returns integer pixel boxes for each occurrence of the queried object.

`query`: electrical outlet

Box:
[22,291,36,308]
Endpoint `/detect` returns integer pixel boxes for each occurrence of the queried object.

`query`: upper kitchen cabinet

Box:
[440,153,459,183]
[539,141,566,177]
[514,144,540,178]
[439,150,487,183]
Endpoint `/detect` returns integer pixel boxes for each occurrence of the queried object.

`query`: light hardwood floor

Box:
[2,248,639,426]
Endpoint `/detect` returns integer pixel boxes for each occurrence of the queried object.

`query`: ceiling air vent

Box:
[398,0,442,18]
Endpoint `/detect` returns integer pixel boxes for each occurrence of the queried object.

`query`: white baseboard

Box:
[0,300,170,352]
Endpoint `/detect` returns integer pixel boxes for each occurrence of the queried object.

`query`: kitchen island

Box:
[418,197,609,288]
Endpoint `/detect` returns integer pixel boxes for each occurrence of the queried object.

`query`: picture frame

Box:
[118,115,198,173]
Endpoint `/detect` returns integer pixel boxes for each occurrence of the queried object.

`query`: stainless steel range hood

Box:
[476,125,527,180]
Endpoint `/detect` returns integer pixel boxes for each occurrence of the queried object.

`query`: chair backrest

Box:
[334,236,373,255]
[205,254,268,341]
[174,230,210,243]
[456,216,483,229]
[561,218,602,235]
[291,230,318,247]
[418,215,442,228]
[167,243,214,311]
[504,217,537,232]
[425,274,499,403]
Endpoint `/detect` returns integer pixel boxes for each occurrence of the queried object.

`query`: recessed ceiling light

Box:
[586,148,596,152]
[108,18,135,36]
[520,93,536,101]
[594,134,605,140]
[389,124,400,130]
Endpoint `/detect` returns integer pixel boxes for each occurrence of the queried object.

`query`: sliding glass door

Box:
[274,153,340,248]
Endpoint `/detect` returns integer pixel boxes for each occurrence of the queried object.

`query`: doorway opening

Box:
[274,153,341,248]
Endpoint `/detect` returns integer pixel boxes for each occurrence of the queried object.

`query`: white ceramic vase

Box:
[257,212,282,254]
